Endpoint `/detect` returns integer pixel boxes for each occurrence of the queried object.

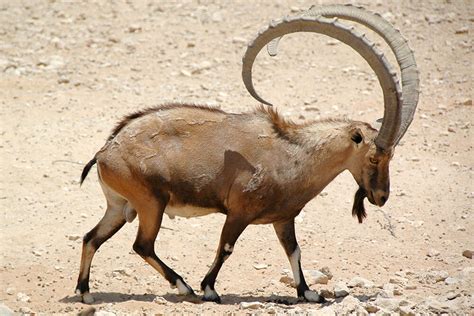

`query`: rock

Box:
[305,270,329,285]
[444,277,459,285]
[67,234,82,241]
[455,26,469,34]
[340,295,362,313]
[334,281,349,298]
[239,301,264,310]
[399,305,416,316]
[446,291,460,300]
[128,24,142,33]
[279,275,295,287]
[6,287,15,295]
[153,296,168,305]
[320,266,333,280]
[232,37,247,44]
[421,270,449,283]
[113,268,132,277]
[319,288,335,299]
[307,306,335,316]
[374,297,402,312]
[427,248,440,257]
[347,276,374,288]
[253,263,268,270]
[95,310,116,316]
[16,292,31,302]
[389,276,408,287]
[0,304,13,316]
[462,250,472,259]
[364,303,379,313]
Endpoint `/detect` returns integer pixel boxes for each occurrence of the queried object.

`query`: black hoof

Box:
[202,294,221,304]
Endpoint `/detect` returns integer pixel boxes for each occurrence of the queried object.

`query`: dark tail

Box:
[80,157,97,186]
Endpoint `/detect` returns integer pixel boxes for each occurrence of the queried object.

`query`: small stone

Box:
[58,76,70,84]
[347,276,374,288]
[6,288,15,295]
[455,26,469,34]
[410,157,420,162]
[253,263,268,270]
[444,277,459,285]
[422,270,448,283]
[462,250,472,259]
[461,98,472,106]
[67,234,82,241]
[16,292,30,303]
[307,306,335,316]
[180,69,192,77]
[113,268,132,277]
[446,291,460,300]
[319,288,335,299]
[128,24,142,33]
[320,266,333,280]
[399,305,416,316]
[389,276,408,287]
[279,276,295,287]
[427,249,440,257]
[334,281,349,298]
[305,270,329,285]
[32,250,42,257]
[95,311,116,316]
[451,161,460,167]
[232,37,247,44]
[153,296,168,305]
[364,303,379,313]
[374,297,402,312]
[240,301,264,310]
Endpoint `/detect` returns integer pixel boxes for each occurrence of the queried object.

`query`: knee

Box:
[133,240,152,257]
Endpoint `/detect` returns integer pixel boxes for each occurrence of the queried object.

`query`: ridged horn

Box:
[242,15,402,150]
[262,4,419,146]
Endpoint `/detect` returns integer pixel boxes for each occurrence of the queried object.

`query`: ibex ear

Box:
[351,128,363,144]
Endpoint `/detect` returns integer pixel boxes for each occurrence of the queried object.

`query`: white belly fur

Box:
[164,204,218,219]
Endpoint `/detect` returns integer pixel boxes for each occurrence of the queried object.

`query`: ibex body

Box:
[76,4,419,304]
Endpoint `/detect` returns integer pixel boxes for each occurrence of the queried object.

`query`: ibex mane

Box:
[76,4,419,304]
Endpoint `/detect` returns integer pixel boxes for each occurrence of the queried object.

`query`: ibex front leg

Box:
[273,219,326,303]
[200,216,248,303]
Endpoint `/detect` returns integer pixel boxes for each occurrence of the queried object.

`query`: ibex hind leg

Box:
[75,183,127,304]
[132,193,195,298]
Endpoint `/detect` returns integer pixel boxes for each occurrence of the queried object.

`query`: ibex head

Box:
[241,4,419,222]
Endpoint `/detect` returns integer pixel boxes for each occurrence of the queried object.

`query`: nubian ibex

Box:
[76,4,419,304]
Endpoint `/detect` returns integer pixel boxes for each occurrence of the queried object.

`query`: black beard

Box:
[352,187,367,223]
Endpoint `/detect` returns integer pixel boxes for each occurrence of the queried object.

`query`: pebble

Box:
[6,288,14,295]
[462,250,472,259]
[95,310,116,316]
[320,288,335,299]
[279,276,295,287]
[347,276,374,288]
[444,277,459,285]
[389,276,408,287]
[239,301,264,310]
[16,292,31,303]
[67,234,82,241]
[305,269,329,285]
[320,266,333,280]
[455,26,469,34]
[427,248,440,257]
[253,263,268,270]
[153,296,168,305]
[334,281,349,297]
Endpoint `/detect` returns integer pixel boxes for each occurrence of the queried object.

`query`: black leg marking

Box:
[273,219,325,303]
[200,216,247,303]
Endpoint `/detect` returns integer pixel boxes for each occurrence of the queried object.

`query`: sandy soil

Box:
[0,0,472,315]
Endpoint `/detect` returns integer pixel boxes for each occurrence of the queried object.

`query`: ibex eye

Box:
[369,157,379,165]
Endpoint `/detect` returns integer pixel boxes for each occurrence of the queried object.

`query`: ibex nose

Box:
[373,190,389,207]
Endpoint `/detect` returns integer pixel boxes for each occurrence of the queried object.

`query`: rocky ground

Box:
[0,0,472,315]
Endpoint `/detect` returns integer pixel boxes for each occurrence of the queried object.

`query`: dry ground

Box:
[0,0,472,315]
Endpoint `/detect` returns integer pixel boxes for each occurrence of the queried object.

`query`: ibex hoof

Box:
[302,290,326,303]
[202,285,221,303]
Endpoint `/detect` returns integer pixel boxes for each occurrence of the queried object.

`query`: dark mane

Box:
[107,103,225,141]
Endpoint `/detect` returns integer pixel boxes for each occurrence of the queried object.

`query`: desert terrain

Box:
[0,0,472,315]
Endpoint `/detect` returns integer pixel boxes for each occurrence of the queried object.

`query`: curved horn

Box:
[242,15,402,150]
[261,4,420,145]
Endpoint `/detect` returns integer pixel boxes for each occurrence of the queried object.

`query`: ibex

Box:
[76,4,419,304]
